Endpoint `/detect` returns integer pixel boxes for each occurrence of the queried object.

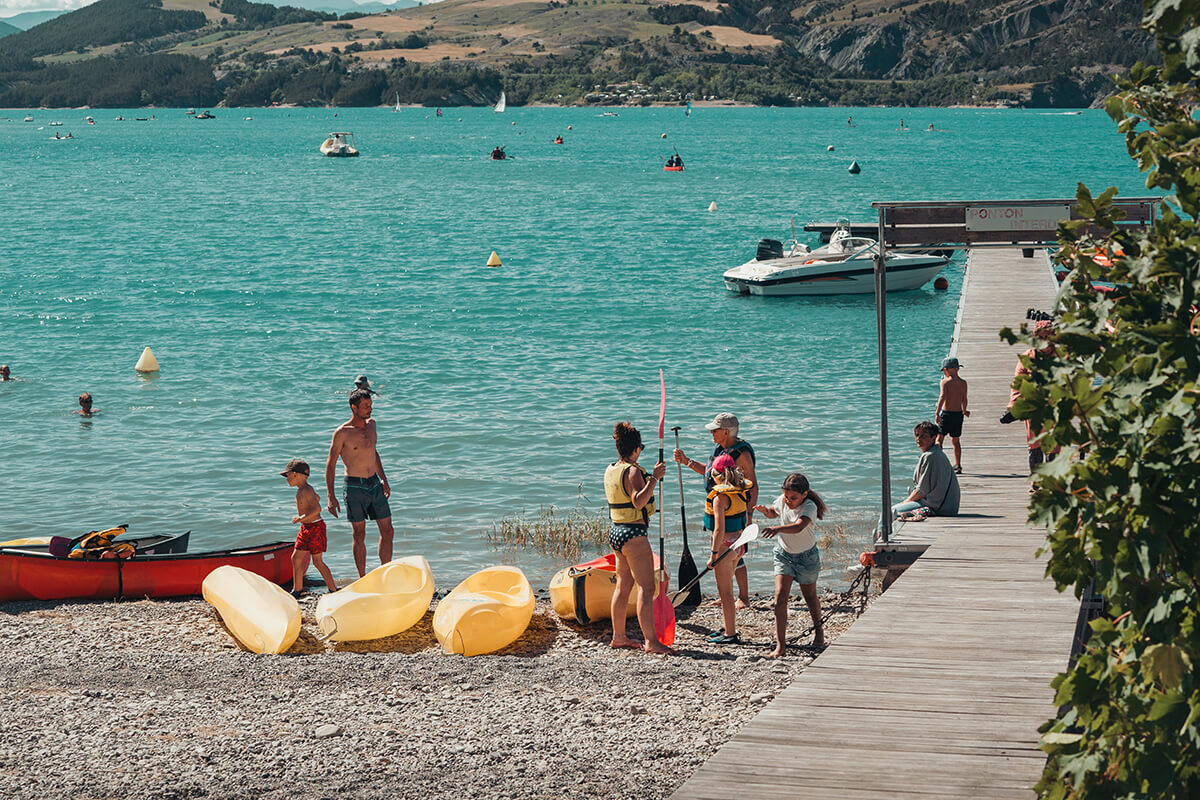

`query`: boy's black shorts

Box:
[938,411,964,438]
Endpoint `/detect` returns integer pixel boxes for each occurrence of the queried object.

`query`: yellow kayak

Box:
[433,566,534,656]
[315,556,434,642]
[202,565,300,654]
[549,552,664,624]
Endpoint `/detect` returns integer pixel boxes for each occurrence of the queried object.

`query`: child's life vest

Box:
[605,462,656,525]
[704,481,754,533]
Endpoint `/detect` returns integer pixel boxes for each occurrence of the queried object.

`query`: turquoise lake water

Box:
[0,106,1151,592]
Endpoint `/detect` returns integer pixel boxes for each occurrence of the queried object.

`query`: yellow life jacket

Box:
[704,481,753,532]
[604,462,656,525]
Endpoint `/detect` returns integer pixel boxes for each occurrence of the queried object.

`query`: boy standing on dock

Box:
[281,459,337,597]
[935,357,969,474]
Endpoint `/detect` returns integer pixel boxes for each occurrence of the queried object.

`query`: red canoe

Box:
[0,540,294,602]
[664,165,684,172]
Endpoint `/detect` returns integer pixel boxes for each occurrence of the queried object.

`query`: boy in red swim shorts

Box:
[281,459,337,597]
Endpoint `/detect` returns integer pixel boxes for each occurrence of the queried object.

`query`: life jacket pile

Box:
[68,525,135,560]
[604,462,656,525]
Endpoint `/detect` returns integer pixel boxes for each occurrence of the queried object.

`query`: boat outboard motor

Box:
[756,238,784,261]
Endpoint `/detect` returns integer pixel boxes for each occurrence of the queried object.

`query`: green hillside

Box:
[0,0,206,59]
[0,21,20,39]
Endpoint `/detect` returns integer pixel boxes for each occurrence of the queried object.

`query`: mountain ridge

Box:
[0,0,1153,108]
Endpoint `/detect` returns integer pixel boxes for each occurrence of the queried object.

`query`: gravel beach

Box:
[0,584,873,800]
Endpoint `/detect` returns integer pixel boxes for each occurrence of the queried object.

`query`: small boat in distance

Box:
[723,223,949,296]
[664,152,684,171]
[23,115,33,122]
[394,92,401,112]
[490,145,507,160]
[320,131,359,157]
[195,110,215,119]
[494,91,506,113]
[186,108,196,116]
[601,111,619,117]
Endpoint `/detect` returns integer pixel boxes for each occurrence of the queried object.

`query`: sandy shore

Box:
[0,586,873,799]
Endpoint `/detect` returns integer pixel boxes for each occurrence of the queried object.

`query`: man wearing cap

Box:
[354,375,377,395]
[325,388,393,577]
[935,356,969,474]
[674,412,758,608]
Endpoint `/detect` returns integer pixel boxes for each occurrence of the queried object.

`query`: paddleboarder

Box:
[673,412,758,608]
[604,421,673,655]
[325,388,394,577]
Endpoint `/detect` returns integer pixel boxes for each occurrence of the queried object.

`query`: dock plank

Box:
[670,250,1076,799]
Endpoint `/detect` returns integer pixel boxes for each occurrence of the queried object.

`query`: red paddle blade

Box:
[658,369,666,440]
[654,570,676,646]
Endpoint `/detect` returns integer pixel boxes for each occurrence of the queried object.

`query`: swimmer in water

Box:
[75,392,98,417]
[0,365,10,381]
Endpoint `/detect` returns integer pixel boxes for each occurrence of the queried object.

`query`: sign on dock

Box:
[965,204,1071,231]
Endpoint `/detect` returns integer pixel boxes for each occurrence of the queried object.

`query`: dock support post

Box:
[875,210,892,543]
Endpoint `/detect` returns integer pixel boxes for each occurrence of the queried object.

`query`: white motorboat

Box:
[723,224,949,296]
[320,131,359,157]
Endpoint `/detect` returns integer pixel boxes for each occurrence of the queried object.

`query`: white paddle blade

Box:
[732,523,759,549]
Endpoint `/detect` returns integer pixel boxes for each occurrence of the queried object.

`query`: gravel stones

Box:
[0,590,871,799]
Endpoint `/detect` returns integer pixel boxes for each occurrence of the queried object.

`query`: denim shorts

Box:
[773,544,820,584]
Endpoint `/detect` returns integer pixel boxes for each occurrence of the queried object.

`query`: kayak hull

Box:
[316,556,435,641]
[434,566,533,656]
[0,539,291,603]
[202,565,300,654]
[549,552,661,624]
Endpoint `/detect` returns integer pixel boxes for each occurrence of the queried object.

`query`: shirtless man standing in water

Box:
[326,389,394,577]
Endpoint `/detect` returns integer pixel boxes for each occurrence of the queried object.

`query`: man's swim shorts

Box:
[344,474,391,523]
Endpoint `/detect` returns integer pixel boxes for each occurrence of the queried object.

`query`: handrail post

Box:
[876,208,892,543]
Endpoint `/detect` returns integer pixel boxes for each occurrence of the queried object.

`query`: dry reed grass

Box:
[487,504,609,562]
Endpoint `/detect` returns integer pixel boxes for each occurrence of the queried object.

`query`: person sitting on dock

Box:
[877,421,959,537]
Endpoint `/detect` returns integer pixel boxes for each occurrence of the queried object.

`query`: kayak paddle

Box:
[653,369,676,646]
[670,524,759,608]
[672,425,701,607]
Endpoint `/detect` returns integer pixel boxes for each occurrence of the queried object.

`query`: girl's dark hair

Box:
[612,421,643,459]
[782,472,827,520]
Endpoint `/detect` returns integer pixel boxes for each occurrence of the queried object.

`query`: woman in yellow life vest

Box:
[705,453,753,644]
[604,421,671,655]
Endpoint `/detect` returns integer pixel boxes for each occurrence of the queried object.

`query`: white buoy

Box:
[567,125,573,130]
[708,201,718,212]
[826,145,834,151]
[661,133,667,139]
[135,346,160,373]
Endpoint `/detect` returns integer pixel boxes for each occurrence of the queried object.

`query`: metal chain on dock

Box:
[785,566,872,646]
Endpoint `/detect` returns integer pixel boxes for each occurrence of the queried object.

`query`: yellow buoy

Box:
[487,251,502,267]
[135,346,159,373]
[708,201,718,212]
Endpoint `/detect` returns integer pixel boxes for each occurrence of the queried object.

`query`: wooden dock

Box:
[670,249,1081,799]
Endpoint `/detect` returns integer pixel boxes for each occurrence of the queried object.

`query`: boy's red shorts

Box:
[295,519,327,554]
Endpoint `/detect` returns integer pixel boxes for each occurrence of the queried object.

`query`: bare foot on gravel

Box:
[735,597,750,610]
[610,638,640,650]
[766,646,785,658]
[644,642,676,655]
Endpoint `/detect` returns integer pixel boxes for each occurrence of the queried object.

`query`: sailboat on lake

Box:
[394,93,401,112]
[494,91,506,113]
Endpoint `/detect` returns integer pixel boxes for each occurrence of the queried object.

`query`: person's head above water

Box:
[353,375,377,394]
[78,392,92,408]
[0,364,9,380]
